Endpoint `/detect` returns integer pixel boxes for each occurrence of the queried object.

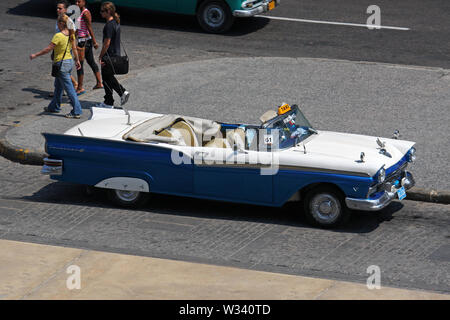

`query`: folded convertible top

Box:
[123,114,221,145]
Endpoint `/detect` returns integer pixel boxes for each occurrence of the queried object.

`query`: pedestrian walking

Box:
[75,0,103,96]
[95,2,129,108]
[53,0,79,95]
[30,14,83,119]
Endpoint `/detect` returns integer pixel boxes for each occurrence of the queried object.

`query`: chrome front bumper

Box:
[233,0,280,17]
[345,172,415,211]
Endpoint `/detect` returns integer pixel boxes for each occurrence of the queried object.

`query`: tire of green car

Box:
[196,0,235,33]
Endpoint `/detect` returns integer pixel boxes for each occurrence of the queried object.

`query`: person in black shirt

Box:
[96,2,129,108]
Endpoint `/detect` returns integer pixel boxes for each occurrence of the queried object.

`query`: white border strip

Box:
[255,15,410,31]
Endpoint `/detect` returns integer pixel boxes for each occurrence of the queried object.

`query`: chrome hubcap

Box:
[319,201,333,214]
[204,6,224,27]
[115,190,140,202]
[310,193,341,224]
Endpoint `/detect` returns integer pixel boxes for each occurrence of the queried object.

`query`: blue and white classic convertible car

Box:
[42,104,416,228]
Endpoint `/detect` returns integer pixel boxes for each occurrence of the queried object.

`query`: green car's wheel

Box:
[197,0,234,33]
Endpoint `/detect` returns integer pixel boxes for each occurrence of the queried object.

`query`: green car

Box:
[87,0,280,33]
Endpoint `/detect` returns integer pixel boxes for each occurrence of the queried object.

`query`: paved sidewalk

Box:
[0,239,448,300]
[1,57,449,201]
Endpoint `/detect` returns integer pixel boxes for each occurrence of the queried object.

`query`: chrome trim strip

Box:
[195,162,370,176]
[278,165,370,177]
[196,162,271,169]
[47,146,85,152]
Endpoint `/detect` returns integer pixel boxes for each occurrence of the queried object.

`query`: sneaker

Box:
[94,102,114,109]
[120,91,130,105]
[65,112,81,119]
[43,107,60,113]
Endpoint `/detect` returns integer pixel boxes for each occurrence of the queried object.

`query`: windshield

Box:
[262,105,314,149]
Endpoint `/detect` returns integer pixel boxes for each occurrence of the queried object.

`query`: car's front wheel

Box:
[108,189,148,208]
[196,0,234,33]
[303,186,350,228]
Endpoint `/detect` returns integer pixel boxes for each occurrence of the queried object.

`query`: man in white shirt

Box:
[53,0,79,95]
[56,1,77,32]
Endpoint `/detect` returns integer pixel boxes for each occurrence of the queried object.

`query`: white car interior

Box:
[124,114,229,147]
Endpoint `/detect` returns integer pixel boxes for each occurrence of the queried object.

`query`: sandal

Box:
[92,84,103,90]
[76,89,86,96]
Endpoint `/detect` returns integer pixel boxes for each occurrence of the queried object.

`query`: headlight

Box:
[408,147,416,163]
[378,167,386,184]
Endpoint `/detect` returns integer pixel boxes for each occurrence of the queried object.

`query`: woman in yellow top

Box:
[30,14,83,119]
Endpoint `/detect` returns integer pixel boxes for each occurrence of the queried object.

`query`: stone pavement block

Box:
[317,281,450,300]
[24,248,336,300]
[0,240,83,299]
[1,239,449,300]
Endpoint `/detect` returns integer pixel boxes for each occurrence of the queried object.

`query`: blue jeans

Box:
[47,59,82,115]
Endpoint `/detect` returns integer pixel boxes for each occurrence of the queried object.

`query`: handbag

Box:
[51,63,61,77]
[105,54,129,75]
[104,24,129,75]
[51,34,70,77]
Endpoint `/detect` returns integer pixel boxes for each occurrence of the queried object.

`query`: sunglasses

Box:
[100,9,107,13]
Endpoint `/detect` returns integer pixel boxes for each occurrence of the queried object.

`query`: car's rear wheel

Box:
[196,0,234,33]
[303,186,350,228]
[108,189,148,208]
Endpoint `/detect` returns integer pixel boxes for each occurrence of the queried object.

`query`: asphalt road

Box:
[0,0,449,294]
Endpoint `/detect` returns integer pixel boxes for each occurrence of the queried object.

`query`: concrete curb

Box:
[0,128,45,166]
[0,124,448,205]
[406,187,450,204]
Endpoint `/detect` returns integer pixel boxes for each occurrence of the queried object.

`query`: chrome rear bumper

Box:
[345,172,415,211]
[233,0,280,17]
[41,158,63,175]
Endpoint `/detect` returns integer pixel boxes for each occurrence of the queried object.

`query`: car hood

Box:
[285,130,415,177]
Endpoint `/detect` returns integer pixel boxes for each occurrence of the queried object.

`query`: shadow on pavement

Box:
[6,0,55,19]
[16,180,403,234]
[7,0,269,36]
[22,87,54,101]
[116,6,269,36]
[25,92,100,111]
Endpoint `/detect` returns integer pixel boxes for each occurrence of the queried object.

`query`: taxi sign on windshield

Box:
[278,103,291,115]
